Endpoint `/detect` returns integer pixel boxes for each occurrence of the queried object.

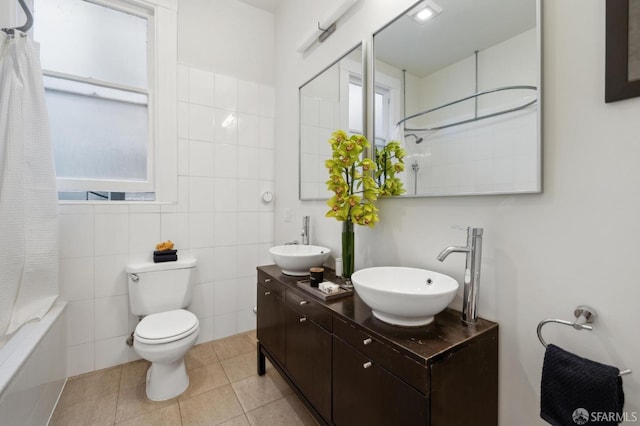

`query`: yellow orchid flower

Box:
[326,131,404,227]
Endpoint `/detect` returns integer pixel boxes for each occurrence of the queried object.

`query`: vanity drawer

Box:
[285,290,333,331]
[333,317,429,395]
[257,271,285,298]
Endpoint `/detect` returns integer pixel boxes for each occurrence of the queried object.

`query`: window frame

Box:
[35,0,178,202]
[371,73,401,148]
[339,55,365,136]
[374,87,391,147]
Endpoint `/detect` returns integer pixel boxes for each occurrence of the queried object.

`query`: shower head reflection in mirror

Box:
[373,0,541,197]
[405,133,424,144]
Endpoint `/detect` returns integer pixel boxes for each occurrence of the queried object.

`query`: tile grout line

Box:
[177,398,185,426]
[113,366,124,425]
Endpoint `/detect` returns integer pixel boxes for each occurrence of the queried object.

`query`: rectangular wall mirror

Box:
[373,0,541,197]
[299,43,364,200]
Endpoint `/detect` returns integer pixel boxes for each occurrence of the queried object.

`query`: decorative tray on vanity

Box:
[296,280,354,301]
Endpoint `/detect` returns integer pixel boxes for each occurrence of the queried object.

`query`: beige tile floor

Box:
[50,331,319,426]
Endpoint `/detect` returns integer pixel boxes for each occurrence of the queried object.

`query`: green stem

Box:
[344,167,353,219]
[350,164,355,195]
[384,152,388,182]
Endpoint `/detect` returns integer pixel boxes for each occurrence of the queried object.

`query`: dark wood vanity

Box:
[256,265,498,426]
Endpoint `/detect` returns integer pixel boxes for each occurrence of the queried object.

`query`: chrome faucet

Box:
[437,227,484,326]
[301,216,310,245]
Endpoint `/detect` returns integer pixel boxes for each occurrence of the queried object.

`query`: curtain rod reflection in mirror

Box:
[398,85,538,132]
[296,0,360,53]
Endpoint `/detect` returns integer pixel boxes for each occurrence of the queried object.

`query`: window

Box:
[33,0,177,201]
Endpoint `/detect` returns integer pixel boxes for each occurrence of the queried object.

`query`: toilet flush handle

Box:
[130,273,140,283]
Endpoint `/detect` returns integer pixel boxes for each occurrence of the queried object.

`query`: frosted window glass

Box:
[34,0,148,88]
[45,88,148,181]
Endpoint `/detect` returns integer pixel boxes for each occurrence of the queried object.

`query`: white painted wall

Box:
[178,0,276,85]
[274,0,640,423]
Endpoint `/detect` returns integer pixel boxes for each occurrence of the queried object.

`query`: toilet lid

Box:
[135,309,199,345]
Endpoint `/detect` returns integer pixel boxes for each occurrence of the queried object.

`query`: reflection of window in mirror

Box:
[348,78,363,135]
[371,68,401,149]
[339,57,364,133]
[374,88,390,148]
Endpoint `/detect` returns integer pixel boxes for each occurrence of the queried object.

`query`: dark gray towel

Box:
[540,344,624,425]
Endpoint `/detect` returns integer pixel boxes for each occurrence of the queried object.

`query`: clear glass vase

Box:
[341,220,354,282]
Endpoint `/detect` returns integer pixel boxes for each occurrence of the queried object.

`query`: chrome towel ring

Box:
[537,305,631,376]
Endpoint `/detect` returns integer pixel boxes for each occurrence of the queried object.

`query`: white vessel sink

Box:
[269,245,331,276]
[351,267,459,327]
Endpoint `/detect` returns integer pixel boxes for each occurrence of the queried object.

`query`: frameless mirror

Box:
[299,43,364,200]
[373,0,541,196]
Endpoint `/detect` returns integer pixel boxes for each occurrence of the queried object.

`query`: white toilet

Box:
[126,258,199,401]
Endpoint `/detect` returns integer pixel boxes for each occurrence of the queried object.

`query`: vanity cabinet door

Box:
[284,305,332,422]
[256,281,285,362]
[379,362,429,425]
[333,336,381,426]
[333,336,428,426]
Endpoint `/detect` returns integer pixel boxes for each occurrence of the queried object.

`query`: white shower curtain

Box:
[0,32,59,336]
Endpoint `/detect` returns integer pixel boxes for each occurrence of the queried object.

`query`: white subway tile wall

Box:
[405,109,538,195]
[58,65,275,376]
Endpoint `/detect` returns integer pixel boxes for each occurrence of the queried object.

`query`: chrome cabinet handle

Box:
[363,361,372,369]
[264,278,272,282]
[299,300,308,306]
[363,338,372,345]
[264,291,271,296]
[299,317,307,323]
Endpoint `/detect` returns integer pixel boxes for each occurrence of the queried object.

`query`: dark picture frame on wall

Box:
[606,0,640,102]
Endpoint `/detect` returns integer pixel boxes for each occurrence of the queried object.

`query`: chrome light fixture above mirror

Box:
[372,0,542,197]
[299,42,364,200]
[296,0,361,53]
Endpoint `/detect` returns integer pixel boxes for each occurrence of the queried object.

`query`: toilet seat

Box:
[135,309,199,345]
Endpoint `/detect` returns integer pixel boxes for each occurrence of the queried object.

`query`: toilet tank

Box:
[126,258,197,316]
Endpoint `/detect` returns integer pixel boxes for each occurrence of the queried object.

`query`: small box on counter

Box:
[153,249,178,263]
[319,282,339,294]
